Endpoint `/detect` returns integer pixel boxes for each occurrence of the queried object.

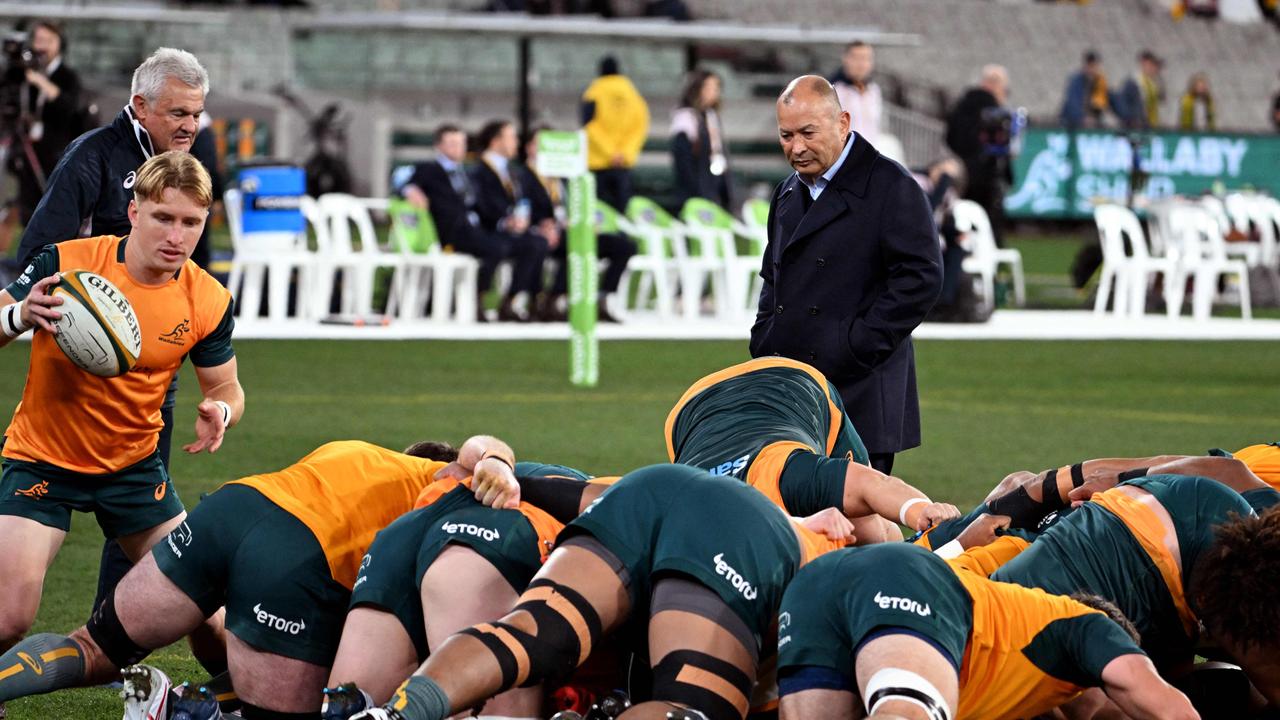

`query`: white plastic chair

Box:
[384,199,479,323]
[681,198,761,321]
[952,200,1025,309]
[313,194,403,319]
[1198,193,1259,266]
[224,188,315,323]
[621,198,688,319]
[1168,205,1251,321]
[1091,204,1180,317]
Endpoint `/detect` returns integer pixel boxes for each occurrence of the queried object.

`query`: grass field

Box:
[3,336,1278,717]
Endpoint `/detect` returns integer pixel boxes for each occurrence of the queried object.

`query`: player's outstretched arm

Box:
[1100,654,1200,720]
[0,280,63,349]
[185,357,244,454]
[1068,456,1266,503]
[841,463,959,531]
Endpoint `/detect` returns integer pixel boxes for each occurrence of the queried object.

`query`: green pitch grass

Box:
[2,338,1276,717]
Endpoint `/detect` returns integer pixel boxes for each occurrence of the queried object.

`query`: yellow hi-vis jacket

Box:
[582,74,650,171]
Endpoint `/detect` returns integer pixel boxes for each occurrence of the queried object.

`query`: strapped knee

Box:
[864,668,952,720]
[651,649,752,720]
[458,578,601,689]
[85,593,149,668]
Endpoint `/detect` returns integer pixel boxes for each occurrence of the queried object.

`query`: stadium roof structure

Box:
[294,10,920,48]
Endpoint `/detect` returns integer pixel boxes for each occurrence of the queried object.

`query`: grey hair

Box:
[131,48,209,102]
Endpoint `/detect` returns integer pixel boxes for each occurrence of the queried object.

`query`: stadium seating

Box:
[315,194,403,320]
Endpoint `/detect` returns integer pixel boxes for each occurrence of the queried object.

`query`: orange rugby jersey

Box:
[945,564,1142,720]
[3,236,233,474]
[1234,443,1280,491]
[229,441,448,588]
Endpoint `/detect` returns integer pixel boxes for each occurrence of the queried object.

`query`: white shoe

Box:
[121,664,172,720]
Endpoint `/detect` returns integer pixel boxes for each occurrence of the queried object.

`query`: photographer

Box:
[945,64,1013,247]
[2,20,80,239]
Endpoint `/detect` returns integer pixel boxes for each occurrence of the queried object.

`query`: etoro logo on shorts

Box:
[873,591,932,617]
[253,603,307,635]
[713,552,758,600]
[441,521,500,542]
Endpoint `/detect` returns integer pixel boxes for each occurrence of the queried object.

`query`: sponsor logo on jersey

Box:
[713,552,758,600]
[14,480,49,499]
[708,453,751,478]
[253,603,307,635]
[123,171,137,189]
[154,482,167,501]
[441,521,500,542]
[873,591,932,617]
[166,522,193,557]
[158,319,192,346]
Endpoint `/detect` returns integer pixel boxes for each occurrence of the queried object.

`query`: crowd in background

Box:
[1058,48,1232,131]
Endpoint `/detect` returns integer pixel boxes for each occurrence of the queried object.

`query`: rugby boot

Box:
[171,682,222,720]
[121,664,174,720]
[322,683,373,719]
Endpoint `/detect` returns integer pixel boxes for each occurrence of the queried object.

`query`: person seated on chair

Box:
[520,127,636,323]
[469,119,551,323]
[391,123,503,323]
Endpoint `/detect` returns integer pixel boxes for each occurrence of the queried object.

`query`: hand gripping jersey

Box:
[3,237,234,474]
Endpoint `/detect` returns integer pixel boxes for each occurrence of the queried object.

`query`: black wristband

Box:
[515,475,587,523]
[1069,463,1086,488]
[1118,467,1150,482]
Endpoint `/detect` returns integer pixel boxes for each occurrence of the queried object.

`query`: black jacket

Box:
[19,61,83,180]
[749,134,942,454]
[397,159,475,248]
[18,106,152,263]
[469,159,523,233]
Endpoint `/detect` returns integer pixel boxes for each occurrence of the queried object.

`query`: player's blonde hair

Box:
[133,151,213,209]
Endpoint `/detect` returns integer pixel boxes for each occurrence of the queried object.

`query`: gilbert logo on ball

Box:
[51,271,143,377]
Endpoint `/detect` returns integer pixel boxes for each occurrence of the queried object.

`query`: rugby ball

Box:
[50,271,143,378]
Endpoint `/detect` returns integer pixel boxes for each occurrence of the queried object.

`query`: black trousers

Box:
[594,168,634,212]
[869,452,895,476]
[551,231,638,295]
[449,227,507,294]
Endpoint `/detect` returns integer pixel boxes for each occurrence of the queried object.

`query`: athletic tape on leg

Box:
[459,578,601,689]
[865,668,951,720]
[86,592,150,668]
[651,649,752,720]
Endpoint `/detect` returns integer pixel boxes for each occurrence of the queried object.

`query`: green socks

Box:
[0,634,86,701]
[385,675,451,720]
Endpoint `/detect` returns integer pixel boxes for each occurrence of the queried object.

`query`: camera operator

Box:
[945,64,1013,247]
[1,21,80,246]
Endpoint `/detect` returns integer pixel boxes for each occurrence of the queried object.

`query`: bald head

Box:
[776,75,852,181]
[779,75,843,118]
[980,64,1009,105]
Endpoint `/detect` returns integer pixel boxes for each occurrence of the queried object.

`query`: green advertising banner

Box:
[536,130,597,387]
[567,173,598,387]
[1005,128,1280,219]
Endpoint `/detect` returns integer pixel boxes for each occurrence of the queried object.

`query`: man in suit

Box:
[749,76,941,476]
[392,124,506,322]
[469,119,550,322]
